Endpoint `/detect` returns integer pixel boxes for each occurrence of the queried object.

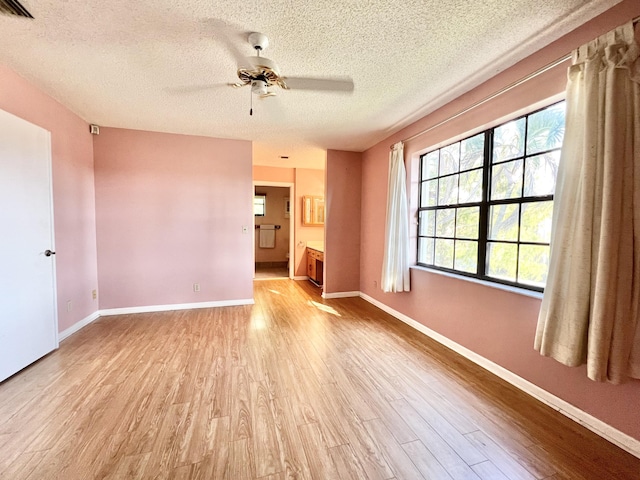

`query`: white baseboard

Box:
[293,276,309,281]
[58,298,254,341]
[359,292,640,459]
[58,310,100,341]
[99,298,254,316]
[322,291,360,299]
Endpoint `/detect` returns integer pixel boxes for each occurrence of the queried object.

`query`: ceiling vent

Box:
[0,0,34,19]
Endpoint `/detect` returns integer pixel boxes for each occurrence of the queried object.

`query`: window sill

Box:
[409,265,544,300]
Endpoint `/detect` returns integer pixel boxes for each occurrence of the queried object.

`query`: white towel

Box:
[259,225,276,248]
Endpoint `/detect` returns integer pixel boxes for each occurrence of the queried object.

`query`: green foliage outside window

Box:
[417,101,565,291]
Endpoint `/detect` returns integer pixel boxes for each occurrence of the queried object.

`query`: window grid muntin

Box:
[417,101,564,291]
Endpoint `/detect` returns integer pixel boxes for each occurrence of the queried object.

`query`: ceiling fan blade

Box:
[281,76,354,92]
[165,83,236,94]
[200,18,249,66]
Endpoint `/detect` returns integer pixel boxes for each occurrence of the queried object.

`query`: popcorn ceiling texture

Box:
[0,0,619,162]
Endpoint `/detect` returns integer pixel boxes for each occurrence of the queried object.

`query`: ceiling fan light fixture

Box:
[251,80,268,95]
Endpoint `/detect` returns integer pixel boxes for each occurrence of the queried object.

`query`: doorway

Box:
[253,183,294,280]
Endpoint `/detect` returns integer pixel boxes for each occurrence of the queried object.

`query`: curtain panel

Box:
[381,142,411,293]
[535,22,640,383]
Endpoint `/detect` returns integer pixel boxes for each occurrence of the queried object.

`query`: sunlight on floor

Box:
[308,300,341,317]
[250,313,267,330]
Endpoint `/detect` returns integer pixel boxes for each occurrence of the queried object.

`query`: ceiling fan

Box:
[225,31,354,114]
[234,32,354,93]
[169,22,355,115]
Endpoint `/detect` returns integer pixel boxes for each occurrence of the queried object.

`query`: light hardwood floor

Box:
[254,265,289,280]
[1,279,639,479]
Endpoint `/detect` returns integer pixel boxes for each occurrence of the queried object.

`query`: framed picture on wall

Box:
[284,197,290,218]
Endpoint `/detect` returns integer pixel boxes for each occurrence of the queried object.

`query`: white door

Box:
[0,109,57,382]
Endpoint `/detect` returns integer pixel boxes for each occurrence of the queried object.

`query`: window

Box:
[417,101,565,291]
[254,194,266,216]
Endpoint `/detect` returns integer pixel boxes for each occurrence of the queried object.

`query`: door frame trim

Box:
[252,181,295,279]
[44,130,59,348]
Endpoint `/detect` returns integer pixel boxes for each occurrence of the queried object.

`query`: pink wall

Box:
[359,0,640,441]
[0,66,98,332]
[325,150,362,294]
[94,128,253,308]
[294,169,325,277]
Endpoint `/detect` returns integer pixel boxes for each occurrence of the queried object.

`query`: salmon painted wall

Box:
[0,66,98,332]
[253,165,294,183]
[253,166,326,278]
[294,168,325,277]
[325,150,362,294]
[253,166,296,275]
[360,0,640,442]
[94,128,253,309]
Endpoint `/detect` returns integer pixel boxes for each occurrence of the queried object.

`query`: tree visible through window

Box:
[417,101,565,291]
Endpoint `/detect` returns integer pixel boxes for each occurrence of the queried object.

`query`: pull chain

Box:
[250,41,262,116]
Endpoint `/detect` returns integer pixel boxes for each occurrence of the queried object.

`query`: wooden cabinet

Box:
[307,256,316,282]
[302,196,325,226]
[306,248,324,286]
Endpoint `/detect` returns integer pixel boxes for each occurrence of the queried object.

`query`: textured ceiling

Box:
[0,0,620,167]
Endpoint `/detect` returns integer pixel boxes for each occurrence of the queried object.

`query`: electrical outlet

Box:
[92,289,97,300]
[193,283,200,292]
[67,300,72,312]
[242,225,249,234]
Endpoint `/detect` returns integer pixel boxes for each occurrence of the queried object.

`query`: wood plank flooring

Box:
[1,279,639,479]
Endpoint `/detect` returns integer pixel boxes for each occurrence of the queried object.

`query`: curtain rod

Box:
[392,15,640,150]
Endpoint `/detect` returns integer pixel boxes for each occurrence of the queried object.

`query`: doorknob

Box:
[44,249,56,257]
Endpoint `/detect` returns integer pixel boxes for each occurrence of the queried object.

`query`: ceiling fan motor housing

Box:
[238,55,280,76]
[237,54,284,93]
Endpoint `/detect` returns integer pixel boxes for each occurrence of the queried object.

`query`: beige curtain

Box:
[381,142,411,292]
[535,22,640,383]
